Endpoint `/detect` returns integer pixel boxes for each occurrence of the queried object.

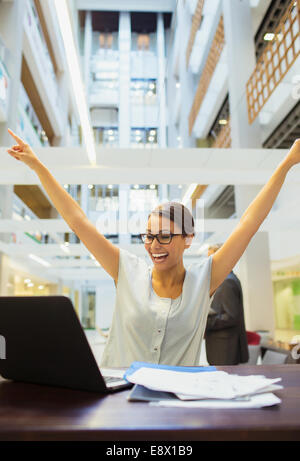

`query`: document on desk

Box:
[150,393,281,409]
[127,368,282,400]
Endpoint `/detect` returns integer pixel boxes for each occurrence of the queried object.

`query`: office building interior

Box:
[0,0,300,365]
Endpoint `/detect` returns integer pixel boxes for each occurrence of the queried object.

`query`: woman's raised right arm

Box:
[7,129,120,283]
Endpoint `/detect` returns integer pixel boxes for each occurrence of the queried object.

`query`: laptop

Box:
[0,296,132,393]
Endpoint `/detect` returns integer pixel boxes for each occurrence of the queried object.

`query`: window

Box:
[137,34,150,51]
[130,128,158,148]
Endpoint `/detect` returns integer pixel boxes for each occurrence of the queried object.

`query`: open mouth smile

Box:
[151,253,169,262]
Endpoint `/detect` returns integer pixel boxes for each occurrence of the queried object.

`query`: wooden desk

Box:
[0,364,299,441]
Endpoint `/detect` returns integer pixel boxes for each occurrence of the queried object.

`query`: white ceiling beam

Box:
[1,147,299,185]
[75,0,176,12]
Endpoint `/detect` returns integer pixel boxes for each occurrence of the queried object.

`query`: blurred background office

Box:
[0,0,300,364]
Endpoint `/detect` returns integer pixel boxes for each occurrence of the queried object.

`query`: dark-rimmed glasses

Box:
[140,233,184,244]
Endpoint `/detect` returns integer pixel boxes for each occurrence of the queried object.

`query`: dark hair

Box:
[149,202,195,235]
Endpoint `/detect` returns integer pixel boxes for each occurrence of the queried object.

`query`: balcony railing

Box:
[212,120,231,148]
[246,0,300,124]
[188,15,225,135]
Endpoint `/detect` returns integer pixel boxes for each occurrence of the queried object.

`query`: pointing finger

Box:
[7,129,26,147]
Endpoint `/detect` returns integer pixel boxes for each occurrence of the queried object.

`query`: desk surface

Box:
[0,364,300,441]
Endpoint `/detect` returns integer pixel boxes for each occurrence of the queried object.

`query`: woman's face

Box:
[144,214,193,271]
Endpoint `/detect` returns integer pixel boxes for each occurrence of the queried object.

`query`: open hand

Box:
[286,139,300,166]
[7,129,40,170]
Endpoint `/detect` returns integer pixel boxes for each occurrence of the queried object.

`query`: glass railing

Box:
[17,85,49,147]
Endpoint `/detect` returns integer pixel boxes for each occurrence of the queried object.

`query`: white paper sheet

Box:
[176,383,283,400]
[127,368,282,400]
[150,393,281,409]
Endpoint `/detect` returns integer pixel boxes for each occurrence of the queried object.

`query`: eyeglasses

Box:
[140,233,184,244]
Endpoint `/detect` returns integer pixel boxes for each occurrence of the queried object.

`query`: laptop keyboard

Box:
[104,376,124,384]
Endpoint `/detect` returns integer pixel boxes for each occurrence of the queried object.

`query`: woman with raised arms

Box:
[6,128,300,366]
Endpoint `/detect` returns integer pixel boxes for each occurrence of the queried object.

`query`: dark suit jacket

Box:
[205,272,249,366]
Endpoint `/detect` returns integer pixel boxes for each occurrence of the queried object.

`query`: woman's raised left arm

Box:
[210,140,300,297]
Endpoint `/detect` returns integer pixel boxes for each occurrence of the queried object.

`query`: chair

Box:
[247,345,261,365]
[246,331,261,364]
[247,331,261,345]
[261,349,289,365]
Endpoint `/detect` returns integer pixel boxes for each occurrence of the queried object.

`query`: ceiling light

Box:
[88,184,94,189]
[38,285,45,290]
[29,254,51,267]
[148,136,154,142]
[150,184,156,190]
[133,185,139,189]
[108,129,114,135]
[27,283,34,288]
[264,33,275,41]
[108,185,113,190]
[64,184,69,189]
[149,130,156,136]
[53,0,96,165]
[24,278,31,284]
[149,83,155,90]
[60,244,70,254]
[219,119,228,125]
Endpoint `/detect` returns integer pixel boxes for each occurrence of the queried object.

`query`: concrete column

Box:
[0,0,26,143]
[81,185,89,216]
[159,185,169,202]
[0,0,25,258]
[119,184,130,245]
[178,1,196,148]
[84,11,92,92]
[157,13,167,148]
[222,0,262,148]
[118,12,131,148]
[166,3,181,148]
[0,253,10,296]
[223,0,274,335]
[235,186,275,336]
[118,13,131,246]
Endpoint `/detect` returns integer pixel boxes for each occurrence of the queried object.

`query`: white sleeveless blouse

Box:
[100,249,213,367]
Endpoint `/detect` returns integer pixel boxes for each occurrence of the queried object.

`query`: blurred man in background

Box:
[205,244,249,365]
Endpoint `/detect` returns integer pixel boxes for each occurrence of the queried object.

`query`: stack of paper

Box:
[126,367,283,409]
